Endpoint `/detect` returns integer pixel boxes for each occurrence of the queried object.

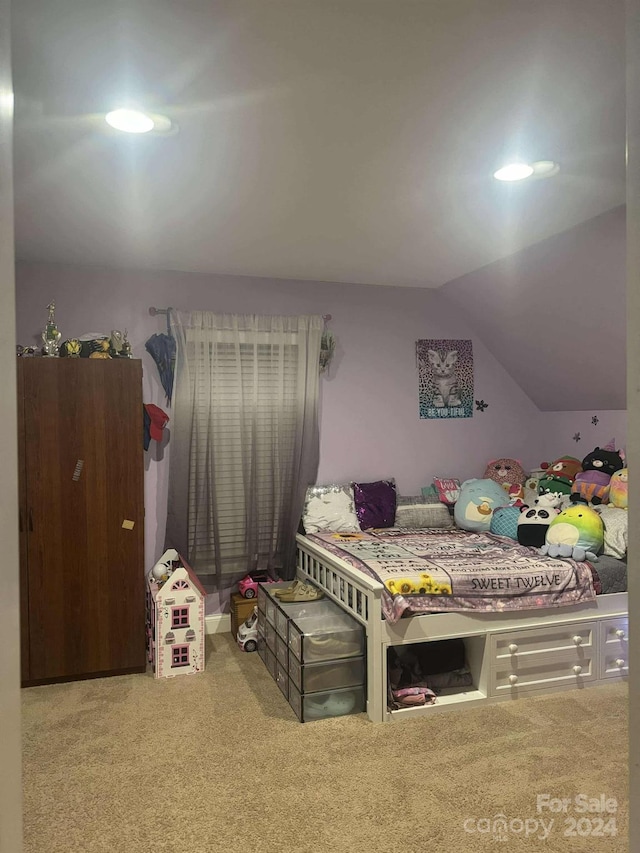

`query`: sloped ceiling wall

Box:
[439,206,626,412]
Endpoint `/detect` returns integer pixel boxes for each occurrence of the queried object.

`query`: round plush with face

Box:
[483,458,526,491]
[538,455,582,497]
[545,503,604,555]
[608,468,628,509]
[453,478,511,532]
[517,504,559,548]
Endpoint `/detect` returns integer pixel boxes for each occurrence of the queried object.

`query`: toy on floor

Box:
[537,455,583,498]
[237,606,259,652]
[570,441,625,505]
[608,468,628,509]
[540,501,604,561]
[146,553,207,678]
[453,478,509,532]
[483,458,526,494]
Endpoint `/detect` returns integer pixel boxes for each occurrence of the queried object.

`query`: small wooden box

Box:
[231,593,258,639]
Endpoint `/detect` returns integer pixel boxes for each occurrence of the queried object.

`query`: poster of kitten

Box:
[416,339,474,419]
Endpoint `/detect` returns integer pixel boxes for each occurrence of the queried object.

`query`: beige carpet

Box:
[22,634,628,853]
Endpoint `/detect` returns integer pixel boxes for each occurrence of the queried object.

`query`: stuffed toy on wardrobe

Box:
[570,441,625,505]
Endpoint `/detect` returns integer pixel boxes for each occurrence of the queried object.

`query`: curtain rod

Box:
[149,306,332,321]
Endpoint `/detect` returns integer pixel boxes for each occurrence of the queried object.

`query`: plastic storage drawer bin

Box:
[289,655,365,694]
[287,600,365,663]
[289,683,365,722]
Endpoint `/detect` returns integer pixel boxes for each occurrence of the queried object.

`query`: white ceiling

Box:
[12,0,626,288]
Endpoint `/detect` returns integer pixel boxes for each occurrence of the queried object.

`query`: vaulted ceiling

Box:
[12,0,626,288]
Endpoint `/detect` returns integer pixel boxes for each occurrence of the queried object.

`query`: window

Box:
[171,645,189,667]
[172,579,189,590]
[171,606,189,628]
[166,312,323,586]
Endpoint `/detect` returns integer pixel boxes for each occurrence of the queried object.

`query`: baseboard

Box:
[205,613,231,635]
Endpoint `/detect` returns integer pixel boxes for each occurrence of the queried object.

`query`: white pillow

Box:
[597,506,628,559]
[302,484,361,534]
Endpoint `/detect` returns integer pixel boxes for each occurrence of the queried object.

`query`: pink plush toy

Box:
[483,458,526,493]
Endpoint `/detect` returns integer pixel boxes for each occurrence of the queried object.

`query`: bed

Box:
[295,527,628,722]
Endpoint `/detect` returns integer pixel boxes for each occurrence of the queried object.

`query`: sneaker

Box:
[277,583,325,603]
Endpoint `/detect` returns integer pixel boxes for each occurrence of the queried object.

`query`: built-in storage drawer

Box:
[288,682,366,722]
[601,617,629,678]
[289,654,365,694]
[491,622,596,662]
[288,600,365,663]
[490,650,596,696]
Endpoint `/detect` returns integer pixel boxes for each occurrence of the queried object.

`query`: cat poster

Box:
[416,339,474,419]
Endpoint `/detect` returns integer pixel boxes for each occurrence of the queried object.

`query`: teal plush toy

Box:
[540,501,604,561]
[454,478,510,532]
[489,504,521,540]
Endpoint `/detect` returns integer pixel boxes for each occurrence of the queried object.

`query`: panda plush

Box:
[517,500,560,548]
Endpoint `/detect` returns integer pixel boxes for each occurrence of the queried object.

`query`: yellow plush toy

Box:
[608,468,628,509]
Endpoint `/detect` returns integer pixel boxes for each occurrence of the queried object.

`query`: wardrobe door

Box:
[17,361,31,682]
[22,358,145,682]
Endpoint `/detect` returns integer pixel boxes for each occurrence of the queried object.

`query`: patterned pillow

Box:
[596,506,628,559]
[302,484,361,534]
[433,477,461,505]
[353,479,397,529]
[395,497,453,529]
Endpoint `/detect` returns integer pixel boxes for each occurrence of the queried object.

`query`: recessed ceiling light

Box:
[531,160,560,178]
[493,163,534,182]
[105,108,156,133]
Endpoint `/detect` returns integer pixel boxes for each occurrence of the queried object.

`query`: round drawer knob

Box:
[616,659,626,668]
[572,635,583,646]
[573,665,582,675]
[508,644,518,653]
[508,674,518,685]
[616,629,626,640]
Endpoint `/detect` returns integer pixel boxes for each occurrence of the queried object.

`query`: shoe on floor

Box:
[277,583,324,602]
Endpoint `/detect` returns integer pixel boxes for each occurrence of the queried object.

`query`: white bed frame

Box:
[296,534,628,723]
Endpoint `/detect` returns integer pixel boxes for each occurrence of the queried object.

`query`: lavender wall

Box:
[439,206,627,412]
[16,259,625,613]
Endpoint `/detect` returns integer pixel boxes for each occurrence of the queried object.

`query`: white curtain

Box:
[165,311,323,587]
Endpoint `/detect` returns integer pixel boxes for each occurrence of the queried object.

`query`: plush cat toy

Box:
[454,478,509,532]
[540,501,604,561]
[571,441,624,505]
[538,455,583,498]
[483,458,526,494]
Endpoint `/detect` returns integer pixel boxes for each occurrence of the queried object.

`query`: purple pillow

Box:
[353,479,397,529]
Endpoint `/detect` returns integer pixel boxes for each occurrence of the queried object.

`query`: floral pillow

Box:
[353,479,397,529]
[302,484,361,534]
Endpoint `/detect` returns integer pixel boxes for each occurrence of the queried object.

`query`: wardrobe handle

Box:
[19,509,23,533]
[28,508,33,531]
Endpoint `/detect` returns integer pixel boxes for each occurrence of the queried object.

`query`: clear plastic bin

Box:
[289,683,365,722]
[276,634,288,667]
[289,655,365,694]
[287,600,365,663]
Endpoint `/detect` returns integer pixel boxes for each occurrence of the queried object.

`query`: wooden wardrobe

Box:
[17,358,147,685]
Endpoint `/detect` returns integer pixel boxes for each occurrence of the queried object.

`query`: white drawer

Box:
[491,622,595,663]
[490,650,596,696]
[601,618,628,679]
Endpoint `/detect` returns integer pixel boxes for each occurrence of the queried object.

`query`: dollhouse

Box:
[146,555,207,678]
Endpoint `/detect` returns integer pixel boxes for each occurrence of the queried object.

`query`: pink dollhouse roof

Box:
[177,555,207,599]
